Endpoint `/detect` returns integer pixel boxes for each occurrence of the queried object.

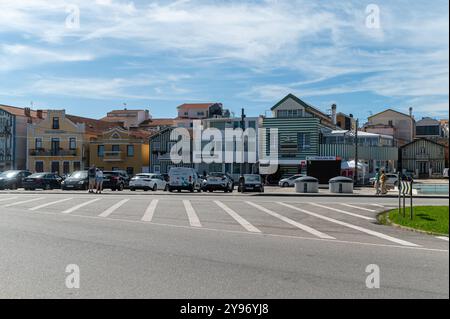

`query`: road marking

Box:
[0,196,18,202]
[4,197,44,207]
[62,198,101,214]
[278,202,419,247]
[183,200,202,227]
[246,201,335,239]
[214,200,261,233]
[29,198,73,211]
[340,203,377,213]
[436,236,449,241]
[99,199,130,218]
[142,200,159,222]
[309,203,376,221]
[370,204,385,208]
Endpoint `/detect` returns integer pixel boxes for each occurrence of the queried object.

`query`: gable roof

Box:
[400,137,446,149]
[177,103,216,111]
[66,114,122,134]
[0,104,46,118]
[368,109,414,121]
[139,118,176,127]
[270,93,331,120]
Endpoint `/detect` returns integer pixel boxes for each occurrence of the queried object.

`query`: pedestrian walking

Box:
[374,168,381,195]
[88,165,96,193]
[95,168,104,194]
[380,169,387,195]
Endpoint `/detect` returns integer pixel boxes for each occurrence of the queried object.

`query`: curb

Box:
[254,193,449,199]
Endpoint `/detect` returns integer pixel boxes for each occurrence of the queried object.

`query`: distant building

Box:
[365,108,415,146]
[336,112,357,131]
[138,118,176,132]
[0,104,46,171]
[102,108,151,129]
[416,117,443,139]
[175,103,228,128]
[89,127,152,176]
[400,138,446,178]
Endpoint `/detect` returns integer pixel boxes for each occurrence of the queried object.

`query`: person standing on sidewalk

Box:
[88,165,96,193]
[95,168,104,194]
[380,169,387,195]
[374,168,381,195]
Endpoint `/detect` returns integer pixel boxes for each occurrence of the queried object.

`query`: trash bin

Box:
[294,176,319,193]
[329,176,354,194]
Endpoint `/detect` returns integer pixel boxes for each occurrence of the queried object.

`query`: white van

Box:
[168,167,202,192]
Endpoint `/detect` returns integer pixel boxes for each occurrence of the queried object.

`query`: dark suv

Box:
[0,170,32,190]
[102,171,129,191]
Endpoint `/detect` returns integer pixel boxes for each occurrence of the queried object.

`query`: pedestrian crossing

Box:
[0,194,448,249]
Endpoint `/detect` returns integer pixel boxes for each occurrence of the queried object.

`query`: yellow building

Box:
[89,127,151,176]
[27,110,119,174]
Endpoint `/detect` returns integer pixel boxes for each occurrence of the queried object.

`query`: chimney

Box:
[331,104,337,125]
[37,110,43,119]
[409,107,413,118]
[24,107,31,117]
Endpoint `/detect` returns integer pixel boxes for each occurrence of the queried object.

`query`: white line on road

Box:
[99,199,130,218]
[309,203,376,221]
[370,204,385,208]
[340,203,377,213]
[62,198,101,214]
[0,196,18,202]
[436,236,449,241]
[214,200,261,233]
[4,197,44,207]
[278,202,419,247]
[183,200,202,227]
[141,200,159,222]
[246,201,335,239]
[29,198,73,211]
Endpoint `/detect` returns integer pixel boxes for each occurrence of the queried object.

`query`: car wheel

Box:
[283,182,289,188]
[118,184,124,191]
[130,187,136,191]
[153,184,158,192]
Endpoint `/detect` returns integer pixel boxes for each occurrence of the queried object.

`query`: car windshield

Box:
[0,171,19,178]
[104,172,119,177]
[29,173,45,178]
[208,173,224,178]
[135,174,151,179]
[70,171,87,179]
[244,175,261,182]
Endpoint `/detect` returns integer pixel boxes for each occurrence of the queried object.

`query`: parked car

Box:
[278,174,305,187]
[238,174,264,193]
[0,170,32,190]
[111,170,131,188]
[61,170,89,190]
[168,167,202,192]
[129,173,168,191]
[102,171,128,191]
[198,175,208,191]
[23,173,63,190]
[204,173,234,193]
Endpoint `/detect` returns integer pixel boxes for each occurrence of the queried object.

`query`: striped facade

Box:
[400,138,446,178]
[0,108,16,170]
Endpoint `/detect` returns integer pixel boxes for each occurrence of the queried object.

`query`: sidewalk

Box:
[259,186,448,198]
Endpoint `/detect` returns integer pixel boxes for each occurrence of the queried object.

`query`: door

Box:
[418,161,428,178]
[51,161,60,174]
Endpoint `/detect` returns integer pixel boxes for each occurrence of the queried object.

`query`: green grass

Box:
[380,206,449,235]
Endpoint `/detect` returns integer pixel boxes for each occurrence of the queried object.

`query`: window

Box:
[52,117,60,129]
[153,165,161,174]
[73,161,81,171]
[97,145,105,157]
[112,145,120,153]
[153,141,161,151]
[298,133,311,150]
[197,112,205,116]
[69,138,76,150]
[51,138,60,155]
[112,167,119,171]
[126,167,134,175]
[277,109,302,118]
[388,120,393,126]
[35,161,44,173]
[127,145,134,157]
[248,121,256,129]
[35,138,42,149]
[63,161,70,175]
[51,161,60,174]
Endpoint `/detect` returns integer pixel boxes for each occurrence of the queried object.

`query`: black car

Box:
[237,174,264,193]
[61,170,89,190]
[102,171,128,191]
[0,170,32,190]
[23,173,63,190]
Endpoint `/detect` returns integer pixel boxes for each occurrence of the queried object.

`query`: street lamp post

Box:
[354,119,359,186]
[240,108,246,176]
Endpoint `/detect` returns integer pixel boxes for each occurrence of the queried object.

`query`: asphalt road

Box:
[0,190,448,298]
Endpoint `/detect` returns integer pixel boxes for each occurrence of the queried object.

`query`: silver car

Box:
[279,174,305,187]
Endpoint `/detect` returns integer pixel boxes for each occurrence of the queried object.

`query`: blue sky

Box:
[0,0,448,123]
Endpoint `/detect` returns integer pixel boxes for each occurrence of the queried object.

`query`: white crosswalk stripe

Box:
[62,198,101,214]
[99,199,130,218]
[278,202,419,247]
[29,198,73,211]
[4,197,44,207]
[309,203,376,221]
[183,200,202,227]
[141,200,159,222]
[246,201,335,239]
[0,196,18,202]
[340,203,377,213]
[214,200,261,233]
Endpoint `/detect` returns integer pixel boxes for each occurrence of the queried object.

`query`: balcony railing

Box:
[29,149,78,156]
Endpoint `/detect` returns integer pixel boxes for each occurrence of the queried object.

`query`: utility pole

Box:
[240,108,246,177]
[354,118,359,186]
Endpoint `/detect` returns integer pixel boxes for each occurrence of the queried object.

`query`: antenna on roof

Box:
[123,102,127,110]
